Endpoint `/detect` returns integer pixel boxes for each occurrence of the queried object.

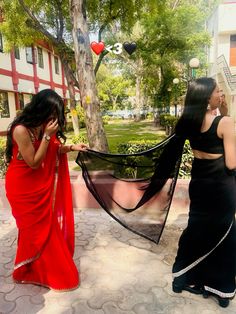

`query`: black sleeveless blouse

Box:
[189,116,224,154]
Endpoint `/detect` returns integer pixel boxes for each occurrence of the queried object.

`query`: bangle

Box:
[43,133,51,141]
[69,145,74,151]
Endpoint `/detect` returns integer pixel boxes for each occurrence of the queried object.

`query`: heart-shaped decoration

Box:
[123,42,137,55]
[90,41,105,55]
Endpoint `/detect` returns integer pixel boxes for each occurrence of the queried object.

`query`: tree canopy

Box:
[0,0,221,129]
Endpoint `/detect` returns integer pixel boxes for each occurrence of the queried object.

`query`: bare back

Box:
[193,113,236,170]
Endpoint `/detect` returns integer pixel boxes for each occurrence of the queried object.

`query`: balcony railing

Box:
[217,55,236,91]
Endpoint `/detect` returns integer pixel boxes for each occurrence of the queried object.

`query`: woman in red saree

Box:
[5,89,87,291]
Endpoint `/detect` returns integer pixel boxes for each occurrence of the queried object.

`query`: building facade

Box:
[0,35,80,135]
[207,0,236,119]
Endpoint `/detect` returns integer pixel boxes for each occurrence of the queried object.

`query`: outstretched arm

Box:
[59,143,88,154]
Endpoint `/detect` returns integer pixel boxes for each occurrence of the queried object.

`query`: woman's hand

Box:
[44,119,58,137]
[58,143,88,154]
[71,143,88,152]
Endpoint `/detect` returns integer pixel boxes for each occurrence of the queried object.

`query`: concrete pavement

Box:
[1,202,236,313]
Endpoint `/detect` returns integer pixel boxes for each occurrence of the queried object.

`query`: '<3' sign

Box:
[90,41,137,55]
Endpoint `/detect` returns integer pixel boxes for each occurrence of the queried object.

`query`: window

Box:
[19,93,24,110]
[0,92,10,118]
[14,47,20,60]
[230,35,236,66]
[230,35,236,43]
[25,47,34,64]
[0,33,3,52]
[37,47,44,68]
[54,56,59,74]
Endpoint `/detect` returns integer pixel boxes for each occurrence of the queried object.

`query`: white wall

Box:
[0,74,13,91]
[218,34,231,63]
[39,84,51,91]
[18,79,34,94]
[207,3,236,76]
[0,51,11,71]
[218,3,236,34]
[207,6,219,64]
[15,48,34,76]
[55,87,64,98]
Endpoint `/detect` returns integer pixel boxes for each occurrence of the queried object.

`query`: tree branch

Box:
[60,52,80,88]
[98,23,106,42]
[18,0,59,46]
[172,0,180,10]
[94,50,109,75]
[94,5,123,73]
[55,0,65,41]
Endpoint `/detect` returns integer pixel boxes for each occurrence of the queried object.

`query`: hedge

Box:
[118,139,193,178]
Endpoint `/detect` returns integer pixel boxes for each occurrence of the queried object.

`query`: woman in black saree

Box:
[76,77,235,308]
[172,77,236,308]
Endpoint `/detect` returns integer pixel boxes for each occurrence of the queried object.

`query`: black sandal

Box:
[172,282,203,295]
[203,290,230,308]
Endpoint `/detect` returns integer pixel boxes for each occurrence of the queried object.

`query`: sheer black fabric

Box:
[76,134,185,244]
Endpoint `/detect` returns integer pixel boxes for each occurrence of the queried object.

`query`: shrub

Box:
[71,133,88,144]
[159,114,179,135]
[117,140,160,178]
[178,140,193,178]
[159,113,178,128]
[66,121,74,132]
[146,112,154,120]
[117,139,193,178]
[118,139,158,154]
[76,105,86,128]
[102,115,110,125]
[0,138,7,178]
[66,105,86,132]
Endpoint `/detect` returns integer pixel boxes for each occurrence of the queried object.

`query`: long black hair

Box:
[175,77,217,137]
[5,89,67,163]
[140,77,217,197]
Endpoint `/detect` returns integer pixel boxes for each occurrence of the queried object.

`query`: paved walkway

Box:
[1,205,236,314]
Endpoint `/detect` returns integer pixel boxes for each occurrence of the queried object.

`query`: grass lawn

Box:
[104,120,166,152]
[67,119,166,153]
[67,119,167,171]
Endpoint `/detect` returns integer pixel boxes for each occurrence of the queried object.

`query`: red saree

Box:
[5,133,79,291]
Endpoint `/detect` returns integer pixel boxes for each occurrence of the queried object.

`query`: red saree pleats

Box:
[54,152,75,256]
[5,136,79,290]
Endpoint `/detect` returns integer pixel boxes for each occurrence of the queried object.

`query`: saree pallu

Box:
[173,156,236,298]
[76,134,185,244]
[5,135,79,291]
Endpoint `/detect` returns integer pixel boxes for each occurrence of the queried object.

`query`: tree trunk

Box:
[70,0,108,152]
[111,94,118,111]
[68,83,80,135]
[135,75,142,122]
[61,56,80,135]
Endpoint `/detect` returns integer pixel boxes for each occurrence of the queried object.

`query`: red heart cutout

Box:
[90,41,105,55]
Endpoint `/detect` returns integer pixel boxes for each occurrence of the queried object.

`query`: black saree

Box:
[173,156,236,298]
[76,134,185,244]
